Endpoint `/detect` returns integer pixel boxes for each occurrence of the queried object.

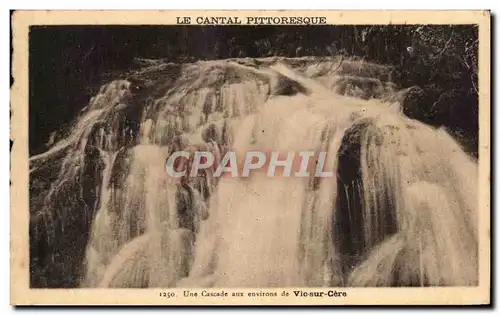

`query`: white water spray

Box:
[29,57,478,288]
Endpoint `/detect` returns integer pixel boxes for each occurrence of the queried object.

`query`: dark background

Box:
[29,25,479,157]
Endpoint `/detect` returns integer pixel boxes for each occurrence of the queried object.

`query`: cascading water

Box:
[29,56,478,288]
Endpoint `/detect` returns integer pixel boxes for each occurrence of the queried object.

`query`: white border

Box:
[4,2,499,314]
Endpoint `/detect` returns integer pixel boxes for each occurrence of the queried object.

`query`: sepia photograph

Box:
[10,10,491,305]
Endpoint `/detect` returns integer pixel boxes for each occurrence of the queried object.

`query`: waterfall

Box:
[29,57,478,288]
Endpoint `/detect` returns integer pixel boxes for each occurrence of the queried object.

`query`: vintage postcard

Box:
[10,10,491,306]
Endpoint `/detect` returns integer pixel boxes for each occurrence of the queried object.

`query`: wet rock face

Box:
[272,74,310,96]
[30,145,104,288]
[334,119,398,277]
[29,79,146,287]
